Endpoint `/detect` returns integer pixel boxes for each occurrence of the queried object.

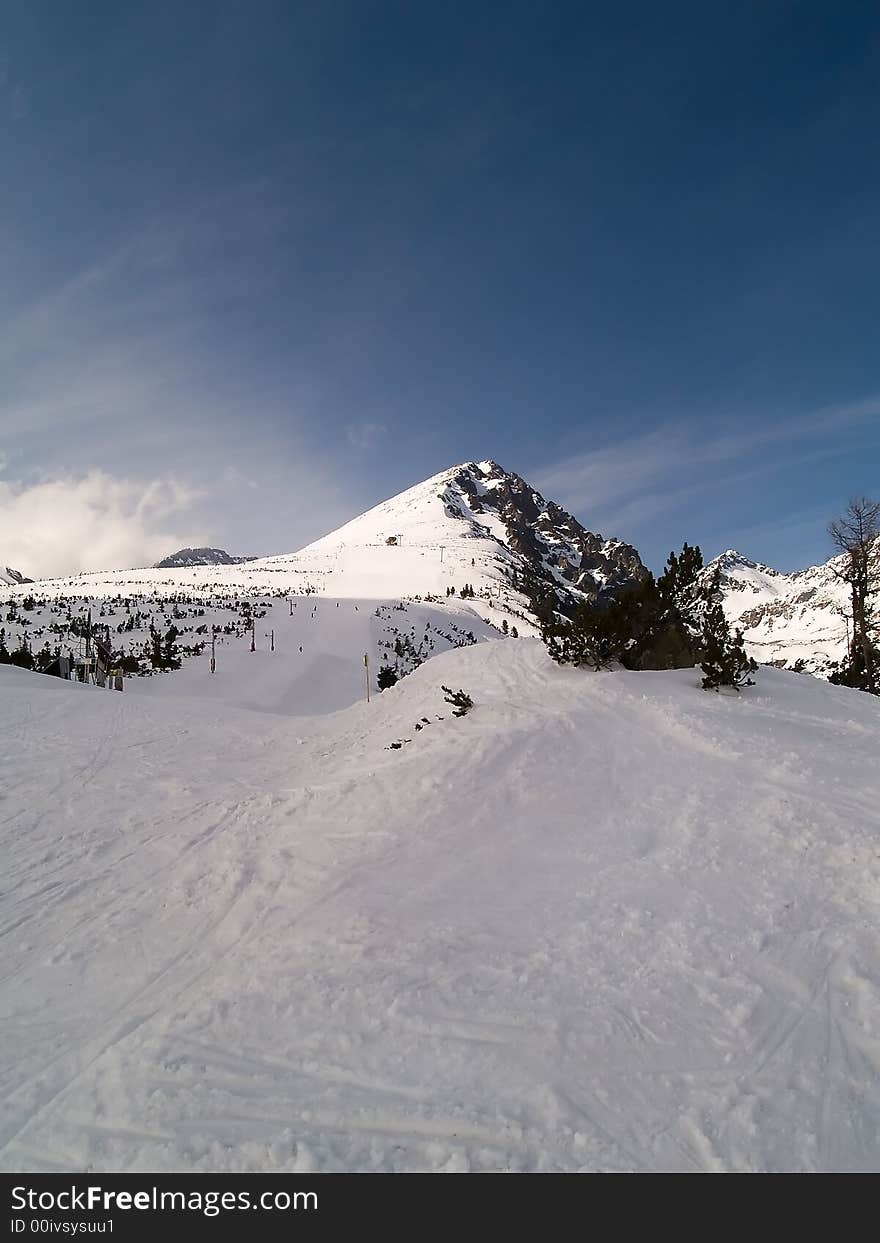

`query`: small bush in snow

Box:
[441,685,473,716]
[377,665,398,691]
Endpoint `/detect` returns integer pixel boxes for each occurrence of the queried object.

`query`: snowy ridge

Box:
[0,565,33,586]
[1,642,878,1171]
[706,537,880,673]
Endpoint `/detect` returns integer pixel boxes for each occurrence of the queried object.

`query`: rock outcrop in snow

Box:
[154,547,256,568]
[0,564,33,586]
[445,460,647,602]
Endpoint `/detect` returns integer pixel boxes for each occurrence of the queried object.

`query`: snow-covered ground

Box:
[1,637,878,1172]
[126,598,498,716]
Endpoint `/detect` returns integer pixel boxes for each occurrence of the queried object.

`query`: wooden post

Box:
[364,652,370,703]
[211,632,216,673]
[270,629,275,652]
[250,619,256,652]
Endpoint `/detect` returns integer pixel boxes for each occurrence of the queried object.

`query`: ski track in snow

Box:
[1,619,879,1173]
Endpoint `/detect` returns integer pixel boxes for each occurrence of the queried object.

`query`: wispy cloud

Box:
[531,397,880,536]
[346,421,387,450]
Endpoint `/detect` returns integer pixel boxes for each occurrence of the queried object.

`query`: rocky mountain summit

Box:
[445,460,648,604]
[154,547,256,569]
[1,565,33,586]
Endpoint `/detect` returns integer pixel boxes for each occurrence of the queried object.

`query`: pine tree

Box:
[828,497,879,694]
[9,637,34,670]
[0,629,10,664]
[377,665,398,691]
[541,600,627,670]
[162,625,181,670]
[148,624,163,669]
[699,601,757,691]
[656,542,704,616]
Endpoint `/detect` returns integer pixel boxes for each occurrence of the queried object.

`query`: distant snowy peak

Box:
[704,549,789,603]
[1,565,33,586]
[713,549,782,577]
[705,537,880,674]
[154,547,256,568]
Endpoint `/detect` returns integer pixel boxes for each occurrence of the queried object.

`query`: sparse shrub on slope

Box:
[442,686,473,716]
[828,639,880,695]
[541,598,626,670]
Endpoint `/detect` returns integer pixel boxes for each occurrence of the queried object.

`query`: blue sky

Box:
[1,1,878,576]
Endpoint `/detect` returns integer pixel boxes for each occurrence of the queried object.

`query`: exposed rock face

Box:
[445,460,649,606]
[154,548,256,569]
[702,539,880,674]
[1,565,33,586]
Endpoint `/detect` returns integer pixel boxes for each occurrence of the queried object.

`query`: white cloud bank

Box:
[0,472,206,579]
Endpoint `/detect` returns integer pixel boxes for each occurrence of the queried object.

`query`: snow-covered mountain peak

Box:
[706,535,880,674]
[1,564,33,586]
[283,458,648,610]
[714,549,759,571]
[704,549,789,603]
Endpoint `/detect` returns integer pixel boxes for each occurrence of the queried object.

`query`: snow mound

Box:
[1,644,878,1172]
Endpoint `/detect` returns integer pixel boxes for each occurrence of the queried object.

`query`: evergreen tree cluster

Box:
[148,623,182,671]
[0,628,35,669]
[540,544,757,691]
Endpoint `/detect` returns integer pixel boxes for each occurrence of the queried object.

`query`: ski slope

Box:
[128,597,498,716]
[1,642,878,1172]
